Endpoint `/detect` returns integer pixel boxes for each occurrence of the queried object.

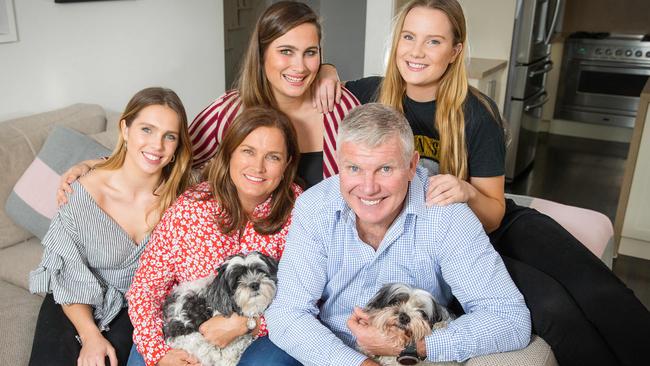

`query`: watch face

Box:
[246,317,257,330]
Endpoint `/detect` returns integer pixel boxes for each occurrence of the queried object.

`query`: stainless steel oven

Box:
[556,34,650,128]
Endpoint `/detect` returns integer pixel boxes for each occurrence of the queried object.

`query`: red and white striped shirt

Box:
[188,89,360,177]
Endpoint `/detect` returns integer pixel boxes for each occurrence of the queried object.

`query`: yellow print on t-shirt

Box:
[414,135,440,162]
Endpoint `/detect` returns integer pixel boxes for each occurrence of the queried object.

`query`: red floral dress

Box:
[126,181,302,366]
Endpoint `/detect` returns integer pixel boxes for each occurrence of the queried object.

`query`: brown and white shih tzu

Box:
[362,283,460,366]
[162,251,278,366]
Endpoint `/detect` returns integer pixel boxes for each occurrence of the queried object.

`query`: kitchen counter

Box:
[468,58,507,80]
[614,78,650,259]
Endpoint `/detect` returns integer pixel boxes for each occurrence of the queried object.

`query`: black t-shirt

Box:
[298,151,323,189]
[345,76,506,177]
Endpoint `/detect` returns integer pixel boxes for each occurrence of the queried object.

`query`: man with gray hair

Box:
[266,103,531,366]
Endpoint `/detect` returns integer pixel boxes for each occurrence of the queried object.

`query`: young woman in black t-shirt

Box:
[316,1,650,365]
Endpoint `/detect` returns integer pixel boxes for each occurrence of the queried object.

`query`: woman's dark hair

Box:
[203,106,300,234]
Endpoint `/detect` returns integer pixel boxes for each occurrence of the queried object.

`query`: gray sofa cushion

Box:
[0,281,43,366]
[0,237,44,291]
[5,126,110,240]
[0,104,107,248]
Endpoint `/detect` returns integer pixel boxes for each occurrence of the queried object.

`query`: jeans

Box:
[127,345,145,366]
[126,336,301,366]
[238,336,302,366]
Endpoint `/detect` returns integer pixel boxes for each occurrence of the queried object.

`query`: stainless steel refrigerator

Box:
[504,0,562,181]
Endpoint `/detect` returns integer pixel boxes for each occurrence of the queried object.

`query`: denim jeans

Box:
[238,336,302,366]
[126,337,301,366]
[126,345,145,366]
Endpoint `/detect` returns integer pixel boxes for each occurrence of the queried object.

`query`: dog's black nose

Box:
[399,313,410,325]
[250,282,260,291]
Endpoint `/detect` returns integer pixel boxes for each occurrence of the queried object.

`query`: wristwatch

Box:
[396,342,425,365]
[246,316,257,333]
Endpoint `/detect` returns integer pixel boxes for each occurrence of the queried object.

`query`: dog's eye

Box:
[419,310,428,319]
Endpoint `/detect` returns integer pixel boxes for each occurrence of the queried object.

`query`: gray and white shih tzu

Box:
[361,283,459,366]
[162,251,278,366]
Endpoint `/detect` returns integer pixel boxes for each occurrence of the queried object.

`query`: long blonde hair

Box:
[236,1,321,108]
[379,0,470,179]
[98,87,192,225]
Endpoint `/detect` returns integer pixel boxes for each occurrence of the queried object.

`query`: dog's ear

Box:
[207,261,240,316]
[257,252,279,277]
[366,283,397,310]
[427,297,450,326]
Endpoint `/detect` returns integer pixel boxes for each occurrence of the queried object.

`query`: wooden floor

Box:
[506,133,650,310]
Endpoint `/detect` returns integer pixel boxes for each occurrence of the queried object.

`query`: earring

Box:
[170,154,176,163]
[124,140,128,151]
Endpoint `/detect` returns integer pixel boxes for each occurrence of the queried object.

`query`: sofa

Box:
[2,103,616,365]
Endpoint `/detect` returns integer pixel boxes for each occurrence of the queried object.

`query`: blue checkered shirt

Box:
[266,167,531,365]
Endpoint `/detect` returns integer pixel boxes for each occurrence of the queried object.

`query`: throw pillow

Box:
[4,126,111,240]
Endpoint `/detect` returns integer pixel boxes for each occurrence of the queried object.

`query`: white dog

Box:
[162,251,278,366]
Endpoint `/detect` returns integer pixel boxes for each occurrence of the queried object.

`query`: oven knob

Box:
[615,49,623,56]
[636,50,643,57]
[647,51,650,58]
[625,50,633,57]
[605,49,613,56]
[595,48,603,55]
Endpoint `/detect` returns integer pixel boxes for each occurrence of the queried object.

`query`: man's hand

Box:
[347,307,402,357]
[157,349,200,366]
[199,314,248,348]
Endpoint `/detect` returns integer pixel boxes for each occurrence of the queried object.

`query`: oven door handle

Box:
[579,64,650,75]
[529,61,554,77]
[524,92,549,112]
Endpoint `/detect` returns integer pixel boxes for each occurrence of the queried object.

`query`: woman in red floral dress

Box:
[126,106,302,366]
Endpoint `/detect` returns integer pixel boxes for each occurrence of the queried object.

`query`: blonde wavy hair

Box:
[379,0,472,179]
[98,87,193,227]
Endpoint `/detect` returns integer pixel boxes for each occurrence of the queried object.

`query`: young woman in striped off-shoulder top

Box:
[29,87,193,366]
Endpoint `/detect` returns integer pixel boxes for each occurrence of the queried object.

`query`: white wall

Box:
[363,0,395,77]
[0,0,224,122]
[459,0,516,111]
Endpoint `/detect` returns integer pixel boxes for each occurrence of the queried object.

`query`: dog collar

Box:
[397,341,425,365]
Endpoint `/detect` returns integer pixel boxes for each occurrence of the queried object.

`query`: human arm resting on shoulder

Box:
[265,195,369,366]
[61,304,118,366]
[56,158,104,206]
[423,202,530,362]
[313,63,345,113]
[426,174,505,233]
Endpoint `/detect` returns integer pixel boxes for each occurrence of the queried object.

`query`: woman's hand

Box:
[157,349,200,366]
[426,174,475,206]
[77,331,117,366]
[57,160,98,206]
[199,314,248,348]
[312,64,342,113]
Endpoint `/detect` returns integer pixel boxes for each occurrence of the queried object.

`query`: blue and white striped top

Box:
[29,181,148,331]
[266,167,531,365]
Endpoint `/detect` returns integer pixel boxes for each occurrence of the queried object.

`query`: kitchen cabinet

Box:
[615,79,650,260]
[468,58,507,106]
